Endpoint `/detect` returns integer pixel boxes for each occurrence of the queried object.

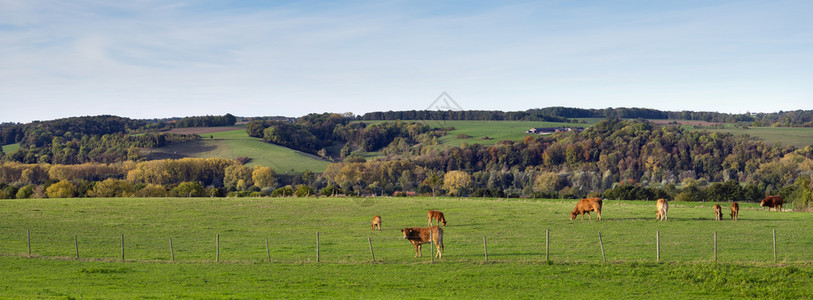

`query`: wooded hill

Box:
[0,109,812,209]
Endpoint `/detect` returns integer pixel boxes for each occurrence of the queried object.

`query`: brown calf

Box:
[760,195,783,211]
[714,204,723,221]
[400,226,444,258]
[730,202,739,221]
[570,197,602,220]
[427,210,447,227]
[655,198,669,221]
[371,215,382,231]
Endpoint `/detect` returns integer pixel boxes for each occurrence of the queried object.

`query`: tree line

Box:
[359,107,813,126]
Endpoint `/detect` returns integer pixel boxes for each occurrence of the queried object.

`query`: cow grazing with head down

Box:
[655,198,669,221]
[371,215,382,231]
[714,204,723,221]
[570,197,602,220]
[400,226,444,258]
[761,195,784,211]
[427,210,447,227]
[731,202,739,221]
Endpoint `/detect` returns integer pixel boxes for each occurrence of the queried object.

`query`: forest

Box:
[1,109,812,210]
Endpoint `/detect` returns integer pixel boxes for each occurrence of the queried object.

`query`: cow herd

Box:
[568,195,784,222]
[380,195,784,259]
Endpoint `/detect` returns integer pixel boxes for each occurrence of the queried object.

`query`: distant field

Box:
[432,120,588,146]
[0,197,812,298]
[149,129,330,172]
[2,143,20,153]
[702,126,813,148]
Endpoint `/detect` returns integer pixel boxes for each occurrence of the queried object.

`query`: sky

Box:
[1,0,812,123]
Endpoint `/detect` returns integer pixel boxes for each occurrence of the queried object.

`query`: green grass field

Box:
[702,126,813,148]
[2,143,20,153]
[433,120,586,147]
[1,197,812,298]
[149,129,331,172]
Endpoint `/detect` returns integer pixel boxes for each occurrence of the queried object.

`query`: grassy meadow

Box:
[149,129,331,172]
[2,142,20,153]
[703,126,813,148]
[1,197,812,298]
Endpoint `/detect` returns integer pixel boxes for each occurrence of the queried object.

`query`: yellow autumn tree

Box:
[443,170,471,197]
[252,166,276,189]
[45,180,77,198]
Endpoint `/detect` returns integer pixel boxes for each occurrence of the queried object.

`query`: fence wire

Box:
[1,227,810,264]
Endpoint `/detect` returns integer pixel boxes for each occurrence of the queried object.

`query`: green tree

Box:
[172,181,205,197]
[422,171,444,198]
[295,185,314,197]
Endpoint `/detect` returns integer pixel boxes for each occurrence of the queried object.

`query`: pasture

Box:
[148,128,331,172]
[1,197,812,298]
[702,126,813,148]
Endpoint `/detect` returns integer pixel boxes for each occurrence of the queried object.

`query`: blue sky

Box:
[1,0,811,123]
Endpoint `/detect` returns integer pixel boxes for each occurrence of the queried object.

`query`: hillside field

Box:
[148,128,331,172]
[1,197,812,298]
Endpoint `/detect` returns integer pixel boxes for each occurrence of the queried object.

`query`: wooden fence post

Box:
[216,234,220,262]
[368,237,376,262]
[266,238,271,262]
[598,232,606,263]
[27,229,31,257]
[483,236,488,262]
[713,232,717,263]
[74,236,79,259]
[120,234,125,262]
[773,229,777,263]
[656,231,660,262]
[169,238,175,262]
[316,232,320,263]
[545,228,550,262]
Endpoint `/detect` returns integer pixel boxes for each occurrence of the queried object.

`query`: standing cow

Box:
[760,195,783,211]
[713,204,723,221]
[730,202,739,221]
[371,215,382,231]
[570,197,602,220]
[400,226,444,258]
[655,198,669,221]
[427,210,447,227]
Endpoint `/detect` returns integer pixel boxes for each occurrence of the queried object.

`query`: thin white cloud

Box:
[1,0,811,123]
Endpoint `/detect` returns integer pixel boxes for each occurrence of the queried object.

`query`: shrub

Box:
[271,186,294,197]
[172,181,205,197]
[45,180,77,198]
[294,185,314,197]
[16,185,34,199]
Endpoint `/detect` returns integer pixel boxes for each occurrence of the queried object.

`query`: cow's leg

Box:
[587,212,591,220]
[597,210,601,220]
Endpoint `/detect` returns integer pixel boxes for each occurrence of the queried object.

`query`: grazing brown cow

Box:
[400,226,444,258]
[371,215,382,231]
[655,198,669,221]
[714,204,723,221]
[427,210,447,227]
[731,202,739,221]
[761,195,784,211]
[570,197,602,220]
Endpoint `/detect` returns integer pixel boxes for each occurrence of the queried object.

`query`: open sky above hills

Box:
[2,0,812,123]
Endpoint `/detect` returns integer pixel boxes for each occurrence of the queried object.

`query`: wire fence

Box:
[3,227,810,265]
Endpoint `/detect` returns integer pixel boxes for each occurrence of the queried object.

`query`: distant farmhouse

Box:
[526,127,584,135]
